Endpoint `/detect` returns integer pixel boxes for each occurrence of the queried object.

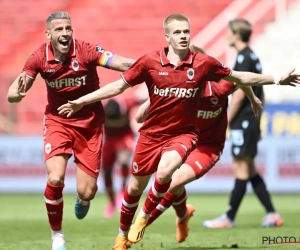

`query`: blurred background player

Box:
[102,96,136,218]
[203,18,284,229]
[6,11,135,250]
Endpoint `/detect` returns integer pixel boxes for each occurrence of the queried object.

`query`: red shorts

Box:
[131,133,197,176]
[102,132,134,168]
[185,144,223,179]
[43,117,103,178]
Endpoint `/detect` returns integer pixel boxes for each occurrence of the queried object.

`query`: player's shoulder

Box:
[193,52,210,61]
[238,47,259,62]
[34,43,47,54]
[144,50,161,59]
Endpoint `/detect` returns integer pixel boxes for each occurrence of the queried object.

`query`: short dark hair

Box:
[228,18,252,42]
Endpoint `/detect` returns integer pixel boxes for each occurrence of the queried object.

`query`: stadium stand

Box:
[0,0,298,134]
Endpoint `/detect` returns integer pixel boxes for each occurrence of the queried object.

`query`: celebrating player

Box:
[133,45,263,244]
[6,11,135,250]
[57,14,300,250]
[203,18,283,229]
[102,96,136,218]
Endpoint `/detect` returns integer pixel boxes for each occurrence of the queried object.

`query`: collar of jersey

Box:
[160,47,193,66]
[46,38,76,61]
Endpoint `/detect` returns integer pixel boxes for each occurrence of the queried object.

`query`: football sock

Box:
[250,173,275,213]
[140,179,172,217]
[44,182,64,231]
[172,188,188,221]
[147,192,176,226]
[226,179,247,221]
[120,187,142,232]
[104,178,115,205]
[121,164,129,191]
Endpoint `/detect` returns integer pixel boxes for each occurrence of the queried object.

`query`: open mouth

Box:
[59,40,69,48]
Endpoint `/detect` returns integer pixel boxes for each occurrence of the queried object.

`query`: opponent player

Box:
[6,11,135,250]
[102,96,136,218]
[203,18,283,229]
[57,14,300,250]
[133,45,263,244]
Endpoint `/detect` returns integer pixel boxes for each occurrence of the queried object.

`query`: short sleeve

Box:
[82,42,104,66]
[23,50,41,79]
[204,55,232,82]
[120,54,148,87]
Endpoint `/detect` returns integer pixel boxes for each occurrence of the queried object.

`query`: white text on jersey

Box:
[46,75,87,89]
[154,85,199,98]
[197,108,222,119]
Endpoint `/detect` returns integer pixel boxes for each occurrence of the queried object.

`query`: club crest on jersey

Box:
[72,60,79,71]
[187,68,194,80]
[133,162,138,172]
[211,97,218,105]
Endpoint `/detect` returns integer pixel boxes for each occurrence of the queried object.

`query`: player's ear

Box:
[165,34,170,43]
[45,30,51,40]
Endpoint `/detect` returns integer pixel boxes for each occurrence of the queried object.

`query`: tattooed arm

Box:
[98,52,136,72]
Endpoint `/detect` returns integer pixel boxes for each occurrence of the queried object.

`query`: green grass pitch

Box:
[1,194,300,249]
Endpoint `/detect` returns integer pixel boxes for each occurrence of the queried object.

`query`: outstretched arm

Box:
[225,68,300,87]
[98,52,136,72]
[58,79,130,117]
[7,71,34,103]
[135,98,150,123]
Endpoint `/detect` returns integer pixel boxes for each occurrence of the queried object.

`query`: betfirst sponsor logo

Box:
[154,85,199,98]
[197,108,222,119]
[46,75,87,88]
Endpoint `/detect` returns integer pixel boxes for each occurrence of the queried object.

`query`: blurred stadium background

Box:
[0,0,299,194]
[1,1,300,249]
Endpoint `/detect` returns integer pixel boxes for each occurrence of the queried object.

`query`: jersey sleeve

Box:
[81,42,104,66]
[23,50,42,79]
[120,54,148,87]
[204,55,232,82]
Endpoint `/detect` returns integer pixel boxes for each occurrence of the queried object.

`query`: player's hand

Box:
[251,96,263,119]
[57,99,84,117]
[17,71,27,97]
[279,68,300,86]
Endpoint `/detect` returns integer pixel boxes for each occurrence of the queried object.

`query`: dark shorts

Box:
[230,118,260,158]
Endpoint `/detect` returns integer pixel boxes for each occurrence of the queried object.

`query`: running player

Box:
[102,96,136,218]
[133,45,263,244]
[7,11,135,250]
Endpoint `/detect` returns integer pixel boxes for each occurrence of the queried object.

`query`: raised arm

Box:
[7,71,34,103]
[58,79,130,117]
[135,98,150,123]
[225,68,300,87]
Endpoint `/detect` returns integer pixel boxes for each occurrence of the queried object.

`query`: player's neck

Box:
[53,49,68,62]
[234,41,248,53]
[167,46,188,67]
